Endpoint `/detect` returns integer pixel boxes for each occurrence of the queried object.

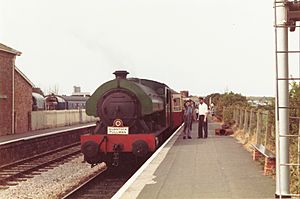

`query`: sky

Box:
[0,0,290,97]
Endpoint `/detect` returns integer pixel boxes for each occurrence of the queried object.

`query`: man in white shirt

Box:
[197,97,208,138]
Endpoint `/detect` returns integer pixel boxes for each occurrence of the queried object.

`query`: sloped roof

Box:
[32,92,45,109]
[15,66,35,87]
[0,43,21,55]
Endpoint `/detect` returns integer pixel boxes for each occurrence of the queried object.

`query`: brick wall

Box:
[14,70,32,133]
[0,50,32,135]
[0,51,13,136]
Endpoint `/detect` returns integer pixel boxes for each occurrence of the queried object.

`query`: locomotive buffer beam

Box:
[286,1,300,31]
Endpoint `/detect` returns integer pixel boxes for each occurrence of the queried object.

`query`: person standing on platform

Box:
[197,97,208,138]
[195,105,199,120]
[189,101,194,131]
[183,100,193,139]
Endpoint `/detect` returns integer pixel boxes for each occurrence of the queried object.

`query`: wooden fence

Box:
[224,106,275,151]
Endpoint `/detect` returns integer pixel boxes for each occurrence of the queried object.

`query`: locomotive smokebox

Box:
[113,70,129,79]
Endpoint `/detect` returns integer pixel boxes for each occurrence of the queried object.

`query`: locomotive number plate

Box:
[107,127,129,135]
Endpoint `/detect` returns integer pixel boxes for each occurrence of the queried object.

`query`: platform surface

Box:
[119,122,275,199]
[0,122,95,144]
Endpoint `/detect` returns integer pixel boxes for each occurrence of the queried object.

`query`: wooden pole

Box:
[264,112,269,146]
[248,109,253,134]
[239,108,243,129]
[256,111,262,145]
[243,109,249,133]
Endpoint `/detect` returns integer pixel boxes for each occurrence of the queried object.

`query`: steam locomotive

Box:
[80,71,183,167]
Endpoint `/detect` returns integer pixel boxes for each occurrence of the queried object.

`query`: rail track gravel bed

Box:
[63,168,134,199]
[0,143,82,187]
[0,156,106,199]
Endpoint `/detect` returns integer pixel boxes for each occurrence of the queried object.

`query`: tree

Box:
[46,84,60,95]
[206,91,248,123]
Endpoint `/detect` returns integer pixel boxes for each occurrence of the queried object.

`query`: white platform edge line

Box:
[111,123,184,199]
[0,124,96,146]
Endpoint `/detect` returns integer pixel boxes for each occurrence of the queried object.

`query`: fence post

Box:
[271,124,275,138]
[264,111,269,146]
[222,106,225,122]
[256,111,262,145]
[235,107,239,127]
[239,108,244,129]
[248,109,253,134]
[243,109,249,133]
[233,108,236,123]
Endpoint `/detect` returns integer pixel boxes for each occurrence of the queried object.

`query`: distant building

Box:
[0,43,33,135]
[72,86,90,97]
[189,96,200,105]
[32,87,44,96]
[45,94,66,110]
[45,87,90,110]
[32,92,45,111]
[247,96,274,107]
[32,87,45,111]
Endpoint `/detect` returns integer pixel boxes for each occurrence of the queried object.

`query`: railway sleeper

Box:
[38,169,50,172]
[0,171,20,174]
[0,186,9,190]
[15,178,27,181]
[3,182,18,186]
[31,172,42,175]
[22,175,35,178]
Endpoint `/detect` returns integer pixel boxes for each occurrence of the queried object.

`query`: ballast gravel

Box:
[0,156,106,199]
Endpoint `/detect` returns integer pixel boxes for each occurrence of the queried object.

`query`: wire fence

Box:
[222,106,300,193]
[231,107,275,151]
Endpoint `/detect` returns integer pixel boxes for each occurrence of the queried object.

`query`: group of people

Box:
[183,97,208,139]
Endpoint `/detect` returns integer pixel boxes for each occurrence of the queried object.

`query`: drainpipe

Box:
[12,57,15,134]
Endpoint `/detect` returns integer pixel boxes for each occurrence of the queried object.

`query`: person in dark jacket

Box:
[183,100,193,139]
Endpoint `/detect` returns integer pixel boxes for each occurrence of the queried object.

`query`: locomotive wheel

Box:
[81,141,99,158]
[132,140,149,157]
[85,156,102,165]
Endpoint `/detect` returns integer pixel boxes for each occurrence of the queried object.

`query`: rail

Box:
[0,143,81,187]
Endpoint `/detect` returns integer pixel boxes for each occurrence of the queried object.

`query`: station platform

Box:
[0,122,95,145]
[115,122,276,199]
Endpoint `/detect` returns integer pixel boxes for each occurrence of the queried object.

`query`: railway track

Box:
[62,127,181,199]
[61,158,144,199]
[62,168,134,199]
[0,142,81,188]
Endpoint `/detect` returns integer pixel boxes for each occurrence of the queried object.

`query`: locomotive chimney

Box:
[113,70,129,79]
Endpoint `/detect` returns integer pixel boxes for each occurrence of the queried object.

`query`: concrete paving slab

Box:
[120,122,275,199]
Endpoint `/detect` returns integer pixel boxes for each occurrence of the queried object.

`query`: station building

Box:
[0,43,33,136]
